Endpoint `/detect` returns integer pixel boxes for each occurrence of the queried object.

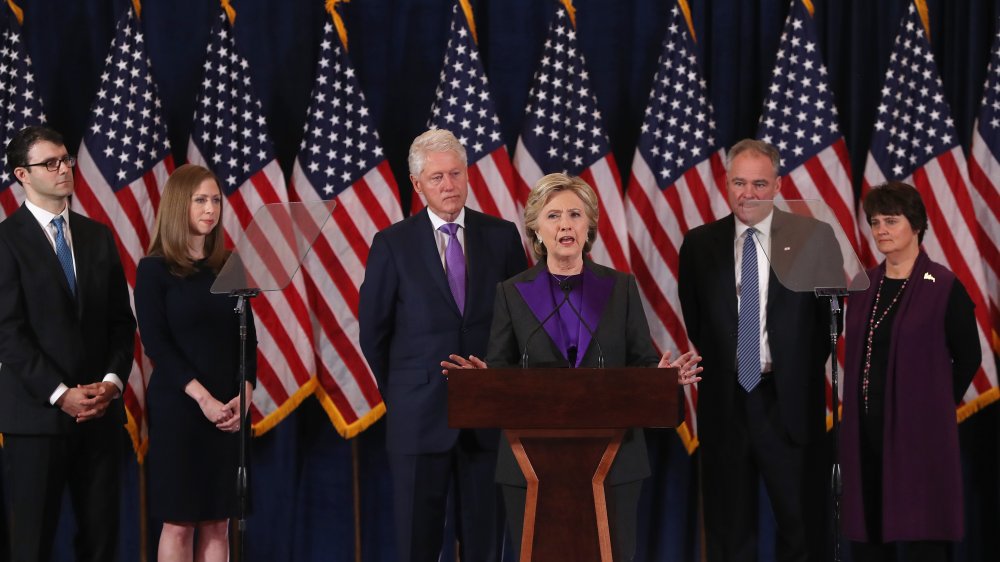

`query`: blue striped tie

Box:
[737,228,761,392]
[51,216,76,297]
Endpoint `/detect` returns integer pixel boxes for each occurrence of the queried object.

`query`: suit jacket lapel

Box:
[68,213,90,315]
[766,210,789,314]
[577,262,613,365]
[514,263,565,360]
[414,209,461,317]
[715,215,738,320]
[463,210,487,318]
[12,206,76,302]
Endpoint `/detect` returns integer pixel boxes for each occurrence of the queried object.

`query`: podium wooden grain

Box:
[448,368,678,562]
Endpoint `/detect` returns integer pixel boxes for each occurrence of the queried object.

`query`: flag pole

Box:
[352,438,362,562]
[139,460,149,562]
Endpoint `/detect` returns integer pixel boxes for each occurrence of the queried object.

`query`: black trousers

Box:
[386,429,504,562]
[2,428,121,562]
[701,379,827,562]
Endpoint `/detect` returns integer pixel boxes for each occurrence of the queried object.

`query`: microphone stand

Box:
[231,288,260,560]
[816,286,846,562]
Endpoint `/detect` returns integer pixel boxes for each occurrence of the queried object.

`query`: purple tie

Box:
[439,223,466,314]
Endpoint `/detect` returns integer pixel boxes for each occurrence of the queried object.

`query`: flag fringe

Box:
[326,0,350,51]
[125,407,149,464]
[6,0,22,24]
[914,0,930,42]
[559,0,576,28]
[459,0,478,45]
[314,385,387,439]
[957,386,999,422]
[221,0,235,25]
[675,421,699,455]
[250,377,319,436]
[677,0,696,42]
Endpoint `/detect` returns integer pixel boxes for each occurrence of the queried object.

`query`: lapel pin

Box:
[923,272,936,282]
[784,246,791,251]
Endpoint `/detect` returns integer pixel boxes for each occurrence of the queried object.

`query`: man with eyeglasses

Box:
[0,125,135,561]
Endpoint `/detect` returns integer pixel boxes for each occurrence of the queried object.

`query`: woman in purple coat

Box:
[842,181,981,561]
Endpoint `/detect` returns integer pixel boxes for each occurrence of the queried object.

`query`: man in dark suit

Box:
[359,128,527,562]
[679,139,837,562]
[0,126,136,561]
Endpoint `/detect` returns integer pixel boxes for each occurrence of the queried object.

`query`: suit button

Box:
[462,328,469,334]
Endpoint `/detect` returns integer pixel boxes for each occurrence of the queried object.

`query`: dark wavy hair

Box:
[862,181,928,243]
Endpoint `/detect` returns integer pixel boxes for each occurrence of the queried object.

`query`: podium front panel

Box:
[448,367,678,429]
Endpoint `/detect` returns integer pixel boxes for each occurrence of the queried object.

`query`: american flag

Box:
[289,18,400,436]
[188,10,316,432]
[411,1,527,240]
[860,3,998,417]
[70,7,173,458]
[512,2,629,272]
[966,16,1000,359]
[624,2,728,451]
[0,10,45,220]
[756,0,860,428]
[418,1,527,246]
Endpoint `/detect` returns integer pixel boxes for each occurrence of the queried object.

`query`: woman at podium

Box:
[841,181,980,562]
[444,173,701,561]
[135,164,257,562]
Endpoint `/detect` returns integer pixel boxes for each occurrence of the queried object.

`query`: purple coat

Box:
[841,251,964,541]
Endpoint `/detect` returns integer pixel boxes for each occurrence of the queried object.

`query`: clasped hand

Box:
[441,350,704,385]
[196,383,253,433]
[58,382,119,423]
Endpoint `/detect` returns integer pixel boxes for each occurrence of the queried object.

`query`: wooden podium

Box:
[448,367,678,562]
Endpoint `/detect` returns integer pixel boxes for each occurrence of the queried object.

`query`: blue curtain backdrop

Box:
[0,0,997,560]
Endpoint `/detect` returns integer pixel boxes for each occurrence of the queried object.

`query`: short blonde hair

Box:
[523,173,599,260]
[148,164,227,277]
[407,128,468,177]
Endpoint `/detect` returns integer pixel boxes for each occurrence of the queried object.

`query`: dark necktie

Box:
[51,216,76,297]
[439,223,466,314]
[737,228,761,392]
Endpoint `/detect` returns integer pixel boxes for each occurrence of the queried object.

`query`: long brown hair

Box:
[148,164,227,277]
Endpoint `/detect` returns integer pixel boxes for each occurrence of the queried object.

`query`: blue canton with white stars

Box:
[520,6,609,174]
[975,17,1000,151]
[85,9,170,190]
[298,22,385,198]
[870,3,957,179]
[191,12,275,194]
[0,15,45,187]
[428,4,504,162]
[757,0,841,172]
[636,4,717,188]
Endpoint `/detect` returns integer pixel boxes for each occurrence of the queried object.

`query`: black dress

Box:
[135,255,257,521]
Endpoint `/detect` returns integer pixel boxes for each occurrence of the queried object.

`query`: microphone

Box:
[520,283,573,369]
[562,285,605,369]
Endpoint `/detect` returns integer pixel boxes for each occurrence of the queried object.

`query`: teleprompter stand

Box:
[211,200,336,559]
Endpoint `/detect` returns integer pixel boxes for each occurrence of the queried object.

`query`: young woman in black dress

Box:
[135,164,256,562]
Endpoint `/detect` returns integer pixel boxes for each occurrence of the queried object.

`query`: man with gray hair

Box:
[360,128,527,562]
[679,139,836,561]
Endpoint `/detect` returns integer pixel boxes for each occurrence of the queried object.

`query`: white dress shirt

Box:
[427,207,467,271]
[24,199,124,404]
[734,211,774,373]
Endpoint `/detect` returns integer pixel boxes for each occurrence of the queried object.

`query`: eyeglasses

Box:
[22,155,77,172]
